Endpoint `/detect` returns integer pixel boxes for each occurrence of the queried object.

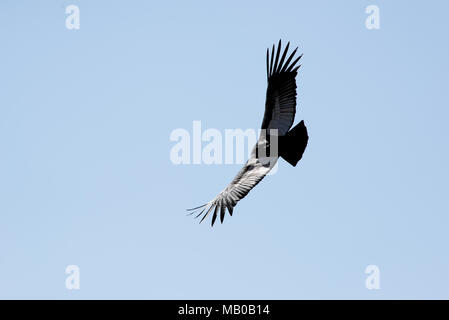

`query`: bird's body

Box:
[188,40,309,226]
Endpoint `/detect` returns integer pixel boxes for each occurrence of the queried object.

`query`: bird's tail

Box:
[279,120,309,167]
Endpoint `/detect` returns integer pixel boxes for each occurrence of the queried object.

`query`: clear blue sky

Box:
[1,0,448,299]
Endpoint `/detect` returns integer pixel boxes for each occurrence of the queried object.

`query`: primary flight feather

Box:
[187,40,309,226]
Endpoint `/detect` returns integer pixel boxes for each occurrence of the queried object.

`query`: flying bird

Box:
[187,40,309,226]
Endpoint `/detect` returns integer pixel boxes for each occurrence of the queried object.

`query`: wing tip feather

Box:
[267,41,302,79]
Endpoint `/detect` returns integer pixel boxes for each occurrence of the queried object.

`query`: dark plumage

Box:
[188,40,309,226]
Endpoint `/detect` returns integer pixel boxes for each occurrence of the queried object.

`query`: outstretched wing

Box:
[187,40,302,226]
[187,145,277,226]
[261,40,302,136]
